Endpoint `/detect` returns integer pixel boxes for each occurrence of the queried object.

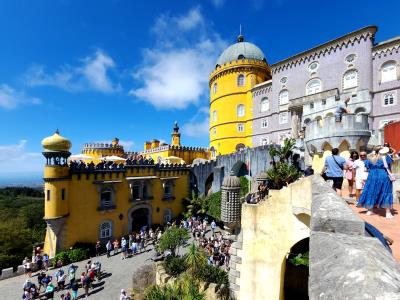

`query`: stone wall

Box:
[309,175,400,299]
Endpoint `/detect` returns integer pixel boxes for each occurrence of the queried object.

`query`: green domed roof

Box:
[216,36,266,66]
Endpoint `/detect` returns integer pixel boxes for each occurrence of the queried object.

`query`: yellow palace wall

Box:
[209,60,270,155]
[43,166,189,256]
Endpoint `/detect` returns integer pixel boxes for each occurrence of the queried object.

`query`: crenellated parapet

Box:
[82,142,125,156]
[209,59,270,85]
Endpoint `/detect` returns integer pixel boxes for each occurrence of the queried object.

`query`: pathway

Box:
[0,245,158,299]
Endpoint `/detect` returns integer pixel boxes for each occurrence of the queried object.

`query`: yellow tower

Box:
[171,121,181,146]
[209,34,271,155]
[41,130,72,257]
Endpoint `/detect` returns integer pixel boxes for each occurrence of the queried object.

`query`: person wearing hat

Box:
[357,147,395,218]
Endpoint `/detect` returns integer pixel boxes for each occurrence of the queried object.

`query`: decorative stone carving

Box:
[221,171,241,233]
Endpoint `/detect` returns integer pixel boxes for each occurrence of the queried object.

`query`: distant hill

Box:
[0,173,42,188]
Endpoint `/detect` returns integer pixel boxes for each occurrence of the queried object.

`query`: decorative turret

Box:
[171,121,181,146]
[41,129,71,166]
[221,171,241,233]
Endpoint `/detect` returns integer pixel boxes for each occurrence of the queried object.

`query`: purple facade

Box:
[252,25,400,147]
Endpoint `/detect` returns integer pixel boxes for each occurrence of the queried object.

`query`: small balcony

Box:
[305,114,371,153]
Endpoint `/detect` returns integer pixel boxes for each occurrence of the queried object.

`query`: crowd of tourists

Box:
[22,258,103,299]
[320,143,398,219]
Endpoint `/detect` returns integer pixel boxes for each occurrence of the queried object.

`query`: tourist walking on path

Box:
[120,289,131,300]
[210,220,217,235]
[320,148,347,196]
[95,241,101,257]
[106,240,112,258]
[345,151,358,198]
[357,147,395,218]
[353,151,368,203]
[113,239,119,256]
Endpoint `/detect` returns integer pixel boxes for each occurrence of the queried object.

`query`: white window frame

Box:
[212,110,217,122]
[279,90,289,105]
[237,74,245,87]
[237,123,244,132]
[100,188,113,208]
[237,104,245,117]
[100,221,112,239]
[261,118,268,128]
[213,82,217,94]
[260,137,269,146]
[343,69,358,89]
[213,127,217,135]
[306,79,322,95]
[381,61,397,83]
[382,91,397,107]
[279,112,288,124]
[260,98,269,112]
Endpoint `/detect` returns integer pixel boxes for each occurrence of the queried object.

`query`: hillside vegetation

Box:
[0,187,45,270]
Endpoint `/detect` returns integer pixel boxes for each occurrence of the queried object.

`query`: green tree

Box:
[267,138,301,189]
[158,227,190,256]
[185,243,207,275]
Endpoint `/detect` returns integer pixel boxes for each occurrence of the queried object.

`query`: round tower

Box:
[42,129,71,218]
[41,130,71,256]
[171,121,181,146]
[209,34,271,155]
[221,171,241,233]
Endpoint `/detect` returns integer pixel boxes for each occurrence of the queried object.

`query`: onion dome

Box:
[216,34,266,66]
[222,171,241,188]
[41,129,72,152]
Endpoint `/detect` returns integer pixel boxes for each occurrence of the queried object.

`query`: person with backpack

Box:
[82,273,91,298]
[45,282,55,299]
[70,280,79,300]
[68,264,77,287]
[320,148,347,196]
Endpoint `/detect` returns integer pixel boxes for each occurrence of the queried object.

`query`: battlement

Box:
[68,159,189,175]
[140,144,208,155]
[209,59,270,83]
[83,142,124,150]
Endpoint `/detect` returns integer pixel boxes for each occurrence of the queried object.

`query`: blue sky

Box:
[0,0,399,180]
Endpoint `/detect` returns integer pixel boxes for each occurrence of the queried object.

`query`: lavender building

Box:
[251,26,400,155]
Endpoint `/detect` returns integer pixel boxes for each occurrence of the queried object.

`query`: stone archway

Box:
[128,205,152,233]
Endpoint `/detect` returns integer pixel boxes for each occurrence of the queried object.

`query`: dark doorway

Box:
[231,161,248,177]
[284,237,309,300]
[205,173,214,196]
[131,208,149,232]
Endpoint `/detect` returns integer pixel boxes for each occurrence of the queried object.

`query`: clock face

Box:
[345,54,356,63]
[308,62,319,71]
[280,77,287,84]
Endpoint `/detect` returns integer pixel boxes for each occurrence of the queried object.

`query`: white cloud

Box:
[130,7,227,110]
[23,49,120,93]
[0,84,42,110]
[0,140,43,174]
[182,107,210,138]
[209,0,225,7]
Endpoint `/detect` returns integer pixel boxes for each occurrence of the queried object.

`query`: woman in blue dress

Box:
[357,147,394,218]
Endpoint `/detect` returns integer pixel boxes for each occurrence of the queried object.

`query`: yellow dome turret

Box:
[41,129,72,152]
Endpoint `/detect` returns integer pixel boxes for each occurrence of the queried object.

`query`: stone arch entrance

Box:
[128,205,151,232]
[205,173,214,196]
[283,237,309,299]
[231,161,248,177]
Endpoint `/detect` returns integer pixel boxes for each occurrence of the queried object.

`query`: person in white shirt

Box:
[353,151,368,203]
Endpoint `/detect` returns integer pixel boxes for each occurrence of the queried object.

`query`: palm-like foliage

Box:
[157,227,190,255]
[183,192,207,218]
[185,243,207,274]
[267,138,301,189]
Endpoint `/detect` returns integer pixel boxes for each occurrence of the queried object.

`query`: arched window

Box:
[212,110,217,122]
[213,127,216,135]
[213,82,217,94]
[163,209,172,223]
[384,93,395,106]
[100,221,112,239]
[279,90,289,105]
[260,98,269,112]
[237,74,245,87]
[237,104,245,117]
[306,79,322,95]
[381,61,397,83]
[100,189,113,209]
[303,118,311,125]
[343,69,358,89]
[261,138,269,146]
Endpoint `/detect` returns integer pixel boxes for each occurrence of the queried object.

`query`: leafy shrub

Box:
[68,248,89,263]
[158,227,189,255]
[240,177,249,197]
[196,264,229,285]
[164,255,187,276]
[205,191,221,221]
[73,242,95,257]
[53,251,71,267]
[288,251,309,267]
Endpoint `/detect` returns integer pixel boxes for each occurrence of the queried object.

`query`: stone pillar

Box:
[221,172,241,233]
